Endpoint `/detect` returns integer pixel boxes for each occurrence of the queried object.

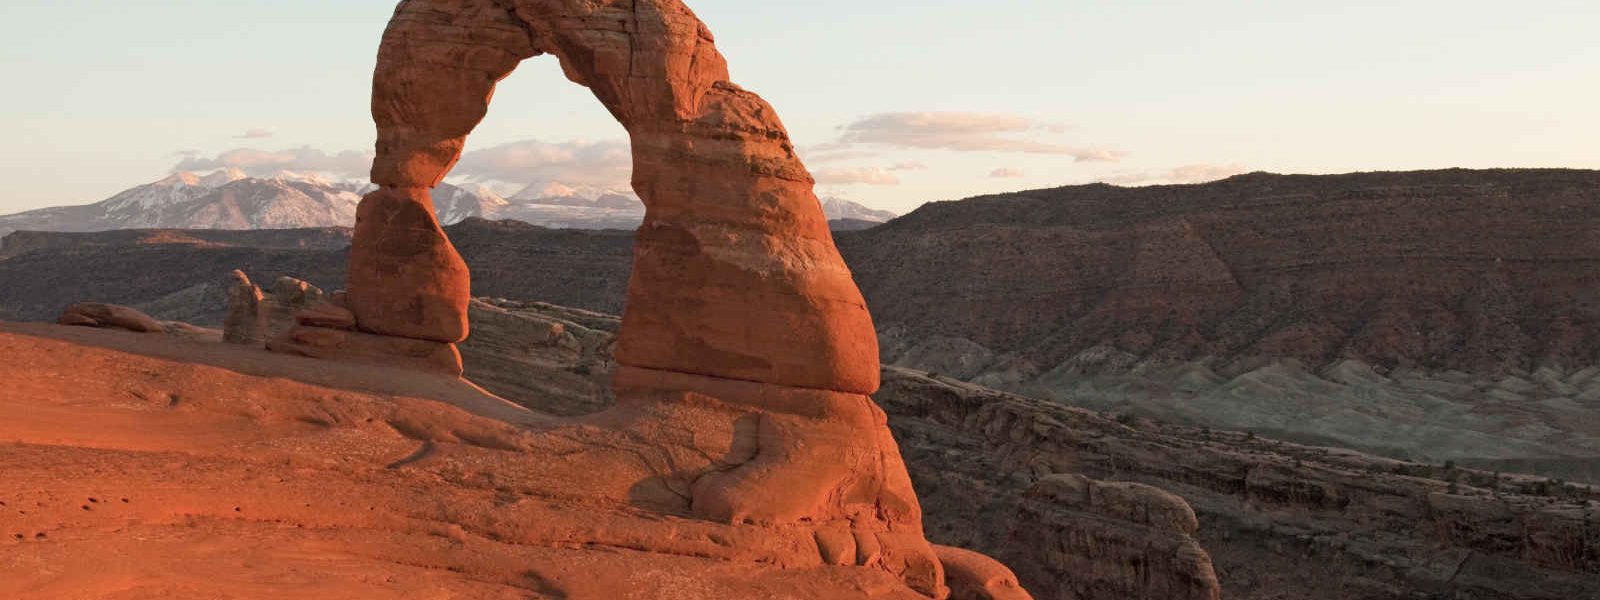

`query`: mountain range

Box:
[0,170,898,235]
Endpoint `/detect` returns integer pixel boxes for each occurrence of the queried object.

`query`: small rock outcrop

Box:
[936,546,1032,600]
[223,271,450,374]
[224,271,328,346]
[223,270,268,344]
[58,302,165,334]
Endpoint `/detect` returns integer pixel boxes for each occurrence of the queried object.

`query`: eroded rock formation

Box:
[346,187,471,344]
[362,0,877,392]
[223,270,268,344]
[323,0,963,596]
[1007,475,1221,600]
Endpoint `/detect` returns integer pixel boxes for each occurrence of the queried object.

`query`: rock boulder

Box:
[58,302,164,334]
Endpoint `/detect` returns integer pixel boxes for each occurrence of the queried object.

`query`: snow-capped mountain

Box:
[199,168,249,188]
[0,170,363,235]
[820,197,898,223]
[511,181,630,203]
[0,171,901,236]
[434,184,511,225]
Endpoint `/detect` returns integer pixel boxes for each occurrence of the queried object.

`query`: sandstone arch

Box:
[335,1,957,597]
[353,0,879,394]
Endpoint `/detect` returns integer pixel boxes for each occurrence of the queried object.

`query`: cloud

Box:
[836,112,1123,162]
[173,147,373,177]
[451,139,633,191]
[1100,163,1249,186]
[172,139,637,192]
[801,147,882,165]
[814,167,901,186]
[889,161,927,171]
[235,128,275,140]
[989,168,1026,178]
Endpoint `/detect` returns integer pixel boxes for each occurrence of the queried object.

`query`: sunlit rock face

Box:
[337,0,990,596]
[364,0,879,394]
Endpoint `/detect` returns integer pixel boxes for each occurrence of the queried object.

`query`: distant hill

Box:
[839,168,1600,376]
[837,168,1600,464]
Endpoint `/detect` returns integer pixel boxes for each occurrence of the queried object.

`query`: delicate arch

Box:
[354,0,880,394]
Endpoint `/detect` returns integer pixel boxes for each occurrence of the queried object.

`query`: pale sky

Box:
[2,0,1598,214]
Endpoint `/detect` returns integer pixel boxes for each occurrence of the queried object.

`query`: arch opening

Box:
[353,0,881,394]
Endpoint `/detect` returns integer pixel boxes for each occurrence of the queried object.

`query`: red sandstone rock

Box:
[229,272,333,347]
[348,1,942,594]
[936,546,1033,600]
[365,0,878,393]
[223,270,268,345]
[58,302,164,334]
[1006,474,1221,600]
[347,188,471,344]
[268,325,463,377]
[295,303,357,331]
[269,276,325,308]
[616,366,920,523]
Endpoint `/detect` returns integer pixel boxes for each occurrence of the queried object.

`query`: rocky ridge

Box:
[845,168,1600,467]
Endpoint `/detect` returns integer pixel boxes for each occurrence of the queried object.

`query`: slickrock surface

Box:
[0,324,946,600]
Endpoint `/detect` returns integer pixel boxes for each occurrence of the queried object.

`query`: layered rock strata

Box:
[1006,475,1221,600]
